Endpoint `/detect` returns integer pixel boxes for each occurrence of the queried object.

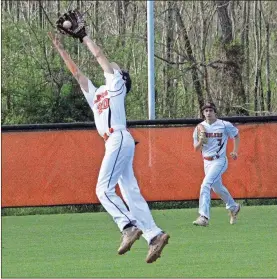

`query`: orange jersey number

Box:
[97,98,110,114]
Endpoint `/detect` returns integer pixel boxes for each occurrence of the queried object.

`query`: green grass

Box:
[2,205,277,278]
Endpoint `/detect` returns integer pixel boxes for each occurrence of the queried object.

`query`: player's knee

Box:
[200,183,210,193]
[96,185,114,201]
[96,186,105,201]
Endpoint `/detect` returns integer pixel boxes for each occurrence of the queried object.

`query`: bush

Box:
[2,198,276,216]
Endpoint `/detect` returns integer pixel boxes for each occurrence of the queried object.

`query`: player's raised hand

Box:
[230,151,238,160]
[48,32,63,49]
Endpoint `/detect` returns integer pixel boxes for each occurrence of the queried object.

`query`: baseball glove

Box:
[56,10,87,42]
[197,124,208,144]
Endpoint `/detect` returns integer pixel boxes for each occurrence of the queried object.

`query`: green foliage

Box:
[1,2,277,124]
[2,199,276,216]
[1,16,95,124]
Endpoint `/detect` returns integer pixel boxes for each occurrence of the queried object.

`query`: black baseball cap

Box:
[201,102,217,112]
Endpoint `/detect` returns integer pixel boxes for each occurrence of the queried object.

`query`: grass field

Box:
[2,205,277,278]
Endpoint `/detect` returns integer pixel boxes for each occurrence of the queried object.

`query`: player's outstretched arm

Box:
[82,35,114,74]
[48,32,89,92]
[230,133,240,160]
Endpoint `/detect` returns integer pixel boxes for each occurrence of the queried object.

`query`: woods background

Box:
[1,0,277,124]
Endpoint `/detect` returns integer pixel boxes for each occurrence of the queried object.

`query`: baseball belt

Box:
[204,155,220,161]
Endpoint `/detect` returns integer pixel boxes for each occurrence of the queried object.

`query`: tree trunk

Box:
[229,0,236,40]
[216,0,232,44]
[126,2,137,71]
[200,1,212,102]
[3,0,6,12]
[161,1,167,117]
[116,1,129,48]
[265,22,271,112]
[258,1,265,114]
[164,1,174,117]
[39,1,43,28]
[73,0,81,55]
[178,39,190,116]
[16,1,20,22]
[57,0,60,17]
[93,1,99,37]
[253,1,261,115]
[241,1,250,106]
[216,0,248,115]
[175,7,204,112]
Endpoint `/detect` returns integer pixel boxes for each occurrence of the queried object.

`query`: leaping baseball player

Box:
[48,10,169,263]
[193,102,241,226]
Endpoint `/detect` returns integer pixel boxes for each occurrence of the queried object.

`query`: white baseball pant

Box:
[199,156,238,219]
[96,129,162,244]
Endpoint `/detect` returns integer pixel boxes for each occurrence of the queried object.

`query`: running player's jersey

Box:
[81,69,127,137]
[193,119,238,158]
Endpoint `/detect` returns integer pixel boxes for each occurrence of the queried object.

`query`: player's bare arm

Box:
[82,36,114,74]
[194,139,204,152]
[230,133,240,160]
[48,32,89,92]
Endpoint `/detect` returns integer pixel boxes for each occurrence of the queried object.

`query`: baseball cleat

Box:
[118,226,143,255]
[193,216,209,226]
[146,232,170,263]
[229,204,241,224]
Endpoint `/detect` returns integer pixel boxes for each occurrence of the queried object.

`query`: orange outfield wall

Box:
[2,122,277,207]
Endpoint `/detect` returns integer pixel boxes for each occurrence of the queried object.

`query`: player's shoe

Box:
[118,226,143,255]
[193,215,209,226]
[229,204,241,224]
[145,232,170,263]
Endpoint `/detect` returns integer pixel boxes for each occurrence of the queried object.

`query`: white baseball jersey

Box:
[193,119,239,220]
[193,119,238,158]
[80,69,164,242]
[81,69,127,137]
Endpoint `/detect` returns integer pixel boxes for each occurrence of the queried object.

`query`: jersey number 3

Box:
[97,98,110,114]
[217,139,222,146]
